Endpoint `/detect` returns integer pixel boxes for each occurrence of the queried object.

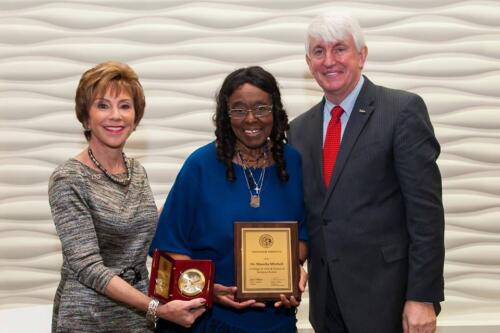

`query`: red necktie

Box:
[323,106,344,186]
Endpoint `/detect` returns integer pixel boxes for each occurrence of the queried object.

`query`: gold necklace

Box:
[237,149,267,208]
[238,151,265,167]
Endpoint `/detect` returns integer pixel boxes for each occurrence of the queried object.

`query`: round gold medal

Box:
[178,268,206,296]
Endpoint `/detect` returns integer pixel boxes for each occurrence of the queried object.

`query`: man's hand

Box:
[402,300,436,333]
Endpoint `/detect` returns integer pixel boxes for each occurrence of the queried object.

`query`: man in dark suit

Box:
[288,12,445,333]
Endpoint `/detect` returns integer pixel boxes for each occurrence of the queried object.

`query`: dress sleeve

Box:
[49,168,115,293]
[287,145,308,242]
[149,157,200,257]
[295,153,308,242]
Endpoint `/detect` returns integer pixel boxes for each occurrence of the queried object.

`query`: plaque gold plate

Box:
[234,221,300,301]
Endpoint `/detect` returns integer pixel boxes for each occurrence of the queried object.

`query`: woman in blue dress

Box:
[151,66,308,332]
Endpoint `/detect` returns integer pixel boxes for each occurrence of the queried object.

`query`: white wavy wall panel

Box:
[1,0,499,328]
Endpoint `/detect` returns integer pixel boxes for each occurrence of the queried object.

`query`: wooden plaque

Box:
[234,221,300,301]
[148,249,215,308]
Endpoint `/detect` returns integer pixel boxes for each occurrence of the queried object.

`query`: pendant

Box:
[250,195,260,208]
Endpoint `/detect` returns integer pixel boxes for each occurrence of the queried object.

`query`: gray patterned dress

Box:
[49,158,158,332]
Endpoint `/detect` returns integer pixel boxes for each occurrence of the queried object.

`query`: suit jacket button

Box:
[323,219,329,225]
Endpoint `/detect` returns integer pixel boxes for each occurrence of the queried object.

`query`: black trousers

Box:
[324,269,348,333]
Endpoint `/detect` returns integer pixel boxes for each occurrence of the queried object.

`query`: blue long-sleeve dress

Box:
[150,142,307,333]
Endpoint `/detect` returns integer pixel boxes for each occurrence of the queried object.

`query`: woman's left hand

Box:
[274,264,308,308]
[156,298,206,328]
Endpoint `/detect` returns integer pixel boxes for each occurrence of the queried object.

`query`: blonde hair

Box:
[75,61,146,140]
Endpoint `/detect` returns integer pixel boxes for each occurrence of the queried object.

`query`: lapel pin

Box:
[359,109,366,113]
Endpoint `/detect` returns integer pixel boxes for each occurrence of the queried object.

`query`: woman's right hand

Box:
[156,298,206,328]
[213,283,265,310]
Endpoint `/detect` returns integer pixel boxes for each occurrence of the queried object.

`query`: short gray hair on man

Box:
[305,12,366,53]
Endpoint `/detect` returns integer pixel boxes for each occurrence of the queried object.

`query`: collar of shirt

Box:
[322,75,365,145]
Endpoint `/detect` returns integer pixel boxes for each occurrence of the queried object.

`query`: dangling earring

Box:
[83,127,91,134]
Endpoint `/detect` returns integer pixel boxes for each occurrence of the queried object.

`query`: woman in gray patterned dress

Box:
[48,61,206,332]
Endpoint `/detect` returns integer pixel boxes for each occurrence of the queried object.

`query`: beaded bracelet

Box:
[146,298,160,326]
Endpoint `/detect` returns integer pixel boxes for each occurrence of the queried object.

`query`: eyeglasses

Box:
[228,105,273,119]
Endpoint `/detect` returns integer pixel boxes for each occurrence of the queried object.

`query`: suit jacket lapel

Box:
[307,99,327,196]
[322,78,376,211]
